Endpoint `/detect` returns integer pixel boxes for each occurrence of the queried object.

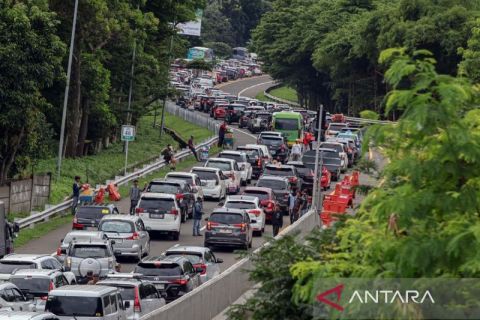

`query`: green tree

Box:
[459,18,480,83]
[0,0,65,183]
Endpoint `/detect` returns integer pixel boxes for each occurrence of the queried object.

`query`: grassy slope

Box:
[269,86,298,103]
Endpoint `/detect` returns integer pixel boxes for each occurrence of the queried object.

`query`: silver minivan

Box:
[98,215,150,262]
[45,285,127,320]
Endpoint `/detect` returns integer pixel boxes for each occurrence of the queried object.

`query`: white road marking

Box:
[237,80,275,97]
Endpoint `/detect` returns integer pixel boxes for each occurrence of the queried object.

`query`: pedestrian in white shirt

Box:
[291,140,302,161]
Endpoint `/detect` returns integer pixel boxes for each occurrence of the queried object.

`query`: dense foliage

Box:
[252,0,480,113]
[0,0,205,182]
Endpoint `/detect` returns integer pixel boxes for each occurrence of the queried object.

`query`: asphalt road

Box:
[17,76,284,273]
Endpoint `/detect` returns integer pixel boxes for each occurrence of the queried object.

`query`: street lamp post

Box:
[56,0,79,180]
[312,104,324,211]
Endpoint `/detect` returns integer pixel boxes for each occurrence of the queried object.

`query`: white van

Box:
[45,285,127,320]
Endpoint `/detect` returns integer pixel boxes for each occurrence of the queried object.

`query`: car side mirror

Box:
[218,202,224,207]
[204,217,209,221]
[250,219,257,224]
[216,258,224,263]
[124,301,131,309]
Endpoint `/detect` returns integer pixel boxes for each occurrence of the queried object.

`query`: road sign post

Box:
[121,125,136,175]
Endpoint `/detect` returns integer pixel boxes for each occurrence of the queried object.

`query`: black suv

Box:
[146,179,195,222]
[287,161,315,194]
[236,146,265,179]
[239,110,254,128]
[134,256,201,302]
[258,136,289,163]
[225,104,246,124]
[73,204,119,230]
[263,164,301,191]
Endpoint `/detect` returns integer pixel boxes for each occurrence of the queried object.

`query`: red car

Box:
[213,105,227,119]
[242,187,278,222]
[321,166,332,191]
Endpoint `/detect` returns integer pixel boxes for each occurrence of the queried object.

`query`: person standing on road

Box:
[271,208,283,237]
[218,122,227,147]
[288,190,296,224]
[71,176,81,215]
[291,140,302,161]
[188,136,200,161]
[193,198,203,236]
[292,190,304,223]
[129,179,141,215]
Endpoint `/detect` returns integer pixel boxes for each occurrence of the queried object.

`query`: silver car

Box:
[97,275,165,320]
[55,231,107,263]
[64,240,116,283]
[164,245,223,284]
[98,215,150,262]
[0,282,34,312]
[0,311,59,320]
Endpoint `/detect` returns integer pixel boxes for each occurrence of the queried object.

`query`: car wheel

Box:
[173,231,180,241]
[143,241,150,257]
[241,179,247,187]
[248,239,252,248]
[135,248,142,262]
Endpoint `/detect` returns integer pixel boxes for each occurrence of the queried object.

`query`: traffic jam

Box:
[0,60,364,319]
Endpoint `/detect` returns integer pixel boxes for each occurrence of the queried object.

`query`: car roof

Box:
[150,179,187,186]
[191,166,220,173]
[70,239,110,246]
[100,215,138,222]
[49,285,117,297]
[243,187,273,194]
[318,148,338,153]
[140,193,176,199]
[226,195,258,203]
[0,311,58,320]
[0,282,18,290]
[2,254,48,262]
[165,245,208,254]
[259,131,281,136]
[11,269,59,277]
[207,157,235,163]
[211,208,246,215]
[141,255,187,265]
[166,172,197,178]
[265,164,295,170]
[286,161,305,166]
[97,277,143,287]
[65,230,105,238]
[78,204,115,209]
[219,151,245,156]
[258,175,289,182]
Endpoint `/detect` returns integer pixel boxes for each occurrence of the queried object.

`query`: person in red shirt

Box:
[303,132,311,151]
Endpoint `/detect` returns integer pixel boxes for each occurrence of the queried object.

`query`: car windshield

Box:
[274,118,299,130]
[0,262,36,274]
[243,191,269,200]
[167,175,193,184]
[46,296,103,317]
[76,207,108,219]
[329,124,347,131]
[10,277,50,296]
[320,144,342,153]
[206,161,232,171]
[225,201,256,210]
[139,198,175,211]
[70,245,109,258]
[264,167,294,176]
[192,170,218,181]
[261,137,283,146]
[148,183,179,194]
[323,157,342,165]
[209,213,243,224]
[237,149,259,159]
[165,252,203,264]
[295,167,311,175]
[99,221,134,233]
[104,284,135,301]
[135,263,182,276]
[257,179,287,190]
[219,154,243,163]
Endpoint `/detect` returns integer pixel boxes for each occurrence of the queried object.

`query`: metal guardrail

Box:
[17,133,218,229]
[141,207,319,320]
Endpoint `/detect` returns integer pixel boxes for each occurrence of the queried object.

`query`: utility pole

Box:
[124,37,137,176]
[159,0,176,139]
[312,104,324,211]
[56,0,79,180]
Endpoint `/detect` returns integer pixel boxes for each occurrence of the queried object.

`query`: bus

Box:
[187,47,214,61]
[272,111,304,147]
[232,47,249,60]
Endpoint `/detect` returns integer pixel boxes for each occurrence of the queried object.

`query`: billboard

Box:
[177,9,203,37]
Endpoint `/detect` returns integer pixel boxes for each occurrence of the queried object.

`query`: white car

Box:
[326,122,348,138]
[165,172,204,201]
[245,144,272,163]
[218,151,252,185]
[222,195,266,236]
[204,158,241,194]
[320,141,348,172]
[135,193,182,240]
[190,167,227,201]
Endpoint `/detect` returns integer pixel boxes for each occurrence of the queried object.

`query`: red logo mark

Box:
[316,284,344,311]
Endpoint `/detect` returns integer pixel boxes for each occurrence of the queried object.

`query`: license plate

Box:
[219,229,232,234]
[150,213,164,219]
[113,239,123,243]
[155,284,165,290]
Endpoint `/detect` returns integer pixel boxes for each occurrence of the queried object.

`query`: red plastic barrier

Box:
[107,183,121,201]
[95,187,105,204]
[323,200,348,214]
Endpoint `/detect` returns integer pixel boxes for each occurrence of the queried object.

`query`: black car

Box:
[286,161,315,194]
[263,164,301,191]
[302,149,342,181]
[258,136,289,163]
[73,204,119,230]
[225,104,246,124]
[256,176,291,214]
[239,110,254,128]
[134,256,201,302]
[146,179,195,222]
[204,208,253,249]
[236,146,265,179]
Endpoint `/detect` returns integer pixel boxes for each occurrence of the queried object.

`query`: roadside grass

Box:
[16,146,221,248]
[269,86,298,103]
[33,113,213,208]
[255,91,269,102]
[15,214,72,248]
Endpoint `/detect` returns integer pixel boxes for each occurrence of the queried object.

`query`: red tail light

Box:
[289,176,298,183]
[234,223,247,232]
[267,201,274,210]
[207,221,218,230]
[170,209,179,216]
[49,281,54,291]
[170,279,188,285]
[56,247,62,256]
[72,217,84,229]
[134,287,141,312]
[248,209,261,216]
[175,193,184,200]
[257,159,262,166]
[194,263,207,275]
[127,232,140,240]
[135,207,144,214]
[226,171,235,181]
